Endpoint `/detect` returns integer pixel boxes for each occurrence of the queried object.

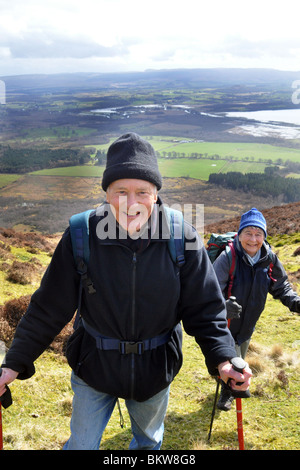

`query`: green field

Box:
[91,137,300,164]
[18,126,97,142]
[2,137,300,183]
[29,159,271,181]
[159,158,270,179]
[31,165,104,178]
[0,174,22,188]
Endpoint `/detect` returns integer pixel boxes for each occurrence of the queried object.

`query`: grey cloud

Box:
[3,32,129,59]
[218,35,300,59]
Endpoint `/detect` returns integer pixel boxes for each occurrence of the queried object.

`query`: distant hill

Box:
[2,68,300,93]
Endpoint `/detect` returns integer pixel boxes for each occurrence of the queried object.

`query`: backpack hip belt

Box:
[81,318,176,355]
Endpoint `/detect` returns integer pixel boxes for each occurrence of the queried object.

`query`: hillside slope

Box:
[0,204,299,450]
[1,201,299,355]
[205,201,300,236]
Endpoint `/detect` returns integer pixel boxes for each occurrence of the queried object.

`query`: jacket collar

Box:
[234,236,271,267]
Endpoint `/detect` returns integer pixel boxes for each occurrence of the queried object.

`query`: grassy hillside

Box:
[0,224,299,450]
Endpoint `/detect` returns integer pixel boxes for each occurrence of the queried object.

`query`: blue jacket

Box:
[3,202,236,402]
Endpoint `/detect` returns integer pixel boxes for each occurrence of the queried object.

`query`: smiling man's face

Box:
[106,179,158,236]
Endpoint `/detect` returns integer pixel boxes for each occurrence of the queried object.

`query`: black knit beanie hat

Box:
[101,133,162,191]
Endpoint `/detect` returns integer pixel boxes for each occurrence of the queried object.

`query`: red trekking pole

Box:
[228,309,248,450]
[207,357,249,449]
[235,398,244,450]
[229,357,249,450]
[0,368,13,450]
[208,299,249,449]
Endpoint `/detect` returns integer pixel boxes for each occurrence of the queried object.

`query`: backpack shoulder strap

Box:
[164,207,185,267]
[69,210,96,329]
[267,249,277,282]
[225,241,236,298]
[69,209,94,266]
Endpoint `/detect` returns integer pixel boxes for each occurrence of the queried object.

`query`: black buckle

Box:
[119,341,144,354]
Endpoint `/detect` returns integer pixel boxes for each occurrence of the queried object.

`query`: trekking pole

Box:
[207,299,237,443]
[235,397,244,450]
[226,301,248,449]
[0,368,13,450]
[229,357,249,450]
[207,378,221,442]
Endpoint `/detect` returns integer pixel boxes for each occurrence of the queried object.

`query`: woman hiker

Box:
[213,207,300,411]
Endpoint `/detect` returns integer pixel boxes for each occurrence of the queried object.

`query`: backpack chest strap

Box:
[82,318,174,355]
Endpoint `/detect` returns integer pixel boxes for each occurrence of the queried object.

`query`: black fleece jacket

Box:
[3,202,236,401]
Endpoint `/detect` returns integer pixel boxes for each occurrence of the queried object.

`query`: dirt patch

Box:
[0,175,104,200]
[0,227,58,253]
[0,295,74,354]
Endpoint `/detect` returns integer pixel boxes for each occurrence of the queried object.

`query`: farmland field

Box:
[31,166,104,178]
[0,174,22,188]
[91,137,300,164]
[28,159,268,181]
[27,137,300,181]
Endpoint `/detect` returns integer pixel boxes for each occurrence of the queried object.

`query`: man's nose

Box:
[126,193,138,209]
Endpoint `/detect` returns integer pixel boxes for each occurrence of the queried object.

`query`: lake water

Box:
[226,109,300,126]
[225,109,300,140]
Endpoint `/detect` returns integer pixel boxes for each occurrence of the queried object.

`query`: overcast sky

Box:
[0,0,300,76]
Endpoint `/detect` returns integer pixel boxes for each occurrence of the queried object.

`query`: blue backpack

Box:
[69,207,185,327]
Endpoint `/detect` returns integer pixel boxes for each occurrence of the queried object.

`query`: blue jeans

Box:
[63,372,170,450]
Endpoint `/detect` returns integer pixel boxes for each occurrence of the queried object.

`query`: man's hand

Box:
[218,360,252,391]
[0,368,18,397]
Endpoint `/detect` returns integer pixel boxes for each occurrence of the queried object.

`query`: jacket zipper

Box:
[130,252,137,398]
[131,252,137,336]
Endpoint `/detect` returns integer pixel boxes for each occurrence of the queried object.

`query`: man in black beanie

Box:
[102,133,163,192]
[1,133,251,450]
[102,133,162,238]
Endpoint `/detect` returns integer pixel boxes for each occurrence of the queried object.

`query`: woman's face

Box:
[239,226,265,257]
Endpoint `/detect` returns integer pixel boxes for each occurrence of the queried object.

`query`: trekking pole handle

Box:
[230,357,247,386]
[227,357,251,399]
[0,368,12,409]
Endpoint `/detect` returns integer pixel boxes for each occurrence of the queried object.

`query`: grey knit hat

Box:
[101,133,162,191]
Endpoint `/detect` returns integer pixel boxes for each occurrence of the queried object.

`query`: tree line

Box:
[209,171,300,203]
[0,146,91,173]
